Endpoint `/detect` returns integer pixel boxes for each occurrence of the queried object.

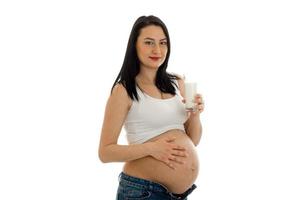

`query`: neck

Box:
[136,67,158,85]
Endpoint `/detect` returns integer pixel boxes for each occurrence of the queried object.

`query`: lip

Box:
[149,56,161,61]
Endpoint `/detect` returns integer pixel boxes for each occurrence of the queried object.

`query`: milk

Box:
[184,82,197,111]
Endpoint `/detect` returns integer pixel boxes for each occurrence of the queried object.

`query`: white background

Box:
[1,0,299,199]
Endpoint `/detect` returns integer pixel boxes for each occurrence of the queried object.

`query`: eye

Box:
[145,41,154,45]
[160,41,168,45]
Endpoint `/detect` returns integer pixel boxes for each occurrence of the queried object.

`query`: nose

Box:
[152,44,161,55]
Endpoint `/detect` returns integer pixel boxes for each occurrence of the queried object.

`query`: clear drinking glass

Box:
[184,81,197,111]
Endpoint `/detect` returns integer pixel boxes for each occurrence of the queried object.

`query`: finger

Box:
[198,98,205,104]
[195,93,201,97]
[194,99,203,105]
[195,95,203,102]
[193,94,201,100]
[196,105,204,112]
[166,137,176,142]
[169,164,175,169]
[169,156,185,164]
[172,145,186,151]
[172,150,188,157]
[165,160,175,169]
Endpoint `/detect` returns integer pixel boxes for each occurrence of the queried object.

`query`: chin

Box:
[145,64,161,69]
[141,61,164,69]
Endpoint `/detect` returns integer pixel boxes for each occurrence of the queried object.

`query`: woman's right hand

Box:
[148,137,188,169]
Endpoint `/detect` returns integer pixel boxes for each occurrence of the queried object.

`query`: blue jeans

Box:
[116,172,197,200]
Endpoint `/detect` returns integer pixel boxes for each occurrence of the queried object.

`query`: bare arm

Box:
[177,76,203,146]
[98,84,151,162]
[98,84,187,168]
[184,113,202,146]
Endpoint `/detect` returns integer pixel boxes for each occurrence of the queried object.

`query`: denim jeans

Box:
[116,172,196,200]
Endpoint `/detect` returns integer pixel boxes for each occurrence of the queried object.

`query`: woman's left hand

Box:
[193,94,204,114]
[182,93,205,116]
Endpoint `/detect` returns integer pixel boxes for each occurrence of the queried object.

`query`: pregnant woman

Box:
[98,15,205,200]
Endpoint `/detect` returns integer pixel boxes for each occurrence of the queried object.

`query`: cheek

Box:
[136,46,146,58]
[162,49,168,58]
[162,47,168,54]
[138,46,150,56]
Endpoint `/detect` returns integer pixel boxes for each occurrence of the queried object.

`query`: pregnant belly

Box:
[123,129,199,194]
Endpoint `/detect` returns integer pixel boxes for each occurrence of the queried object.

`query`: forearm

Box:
[185,114,202,146]
[99,142,152,163]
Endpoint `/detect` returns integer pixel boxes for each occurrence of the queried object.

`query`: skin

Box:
[98,25,204,170]
[136,25,168,72]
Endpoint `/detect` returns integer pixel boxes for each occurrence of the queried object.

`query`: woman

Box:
[98,15,204,200]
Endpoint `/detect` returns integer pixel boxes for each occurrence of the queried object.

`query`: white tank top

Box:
[124,80,188,144]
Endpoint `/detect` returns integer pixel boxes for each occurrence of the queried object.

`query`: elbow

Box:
[196,135,202,146]
[194,134,201,146]
[191,138,199,146]
[189,135,201,147]
[98,152,105,163]
[98,147,109,163]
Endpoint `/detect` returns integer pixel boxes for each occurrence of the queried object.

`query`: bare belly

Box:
[123,129,199,194]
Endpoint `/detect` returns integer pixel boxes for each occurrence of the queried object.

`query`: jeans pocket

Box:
[123,185,151,200]
[126,190,151,199]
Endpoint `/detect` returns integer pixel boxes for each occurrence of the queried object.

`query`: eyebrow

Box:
[144,37,167,41]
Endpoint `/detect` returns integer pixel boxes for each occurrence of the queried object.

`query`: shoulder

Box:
[111,83,128,96]
[110,83,132,109]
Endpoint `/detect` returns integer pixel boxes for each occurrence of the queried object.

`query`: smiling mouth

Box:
[149,57,161,61]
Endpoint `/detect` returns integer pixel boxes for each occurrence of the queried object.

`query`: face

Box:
[136,25,168,70]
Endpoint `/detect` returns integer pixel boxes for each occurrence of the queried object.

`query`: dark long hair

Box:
[111,15,178,101]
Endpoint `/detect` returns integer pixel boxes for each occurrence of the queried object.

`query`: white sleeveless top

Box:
[124,80,188,144]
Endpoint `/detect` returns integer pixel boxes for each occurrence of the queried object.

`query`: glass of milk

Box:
[184,81,197,111]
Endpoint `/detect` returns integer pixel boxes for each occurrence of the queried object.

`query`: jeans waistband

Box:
[118,172,196,199]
